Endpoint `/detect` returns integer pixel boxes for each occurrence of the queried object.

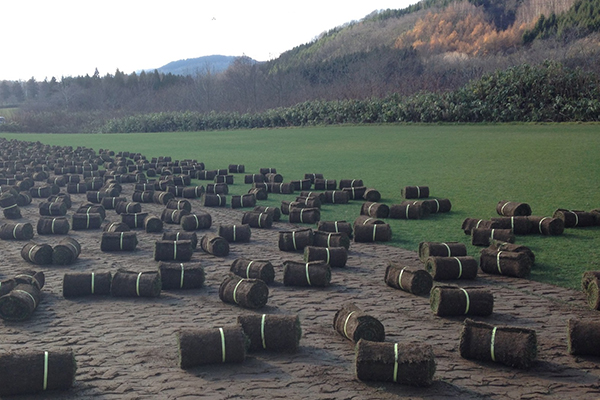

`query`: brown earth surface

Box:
[1,178,600,400]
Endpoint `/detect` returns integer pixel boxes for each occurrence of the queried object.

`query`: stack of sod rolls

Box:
[0,349,77,396]
[177,326,247,368]
[161,231,198,249]
[459,318,537,369]
[333,303,385,343]
[237,314,302,352]
[355,339,436,386]
[430,285,493,317]
[317,220,353,238]
[384,264,432,296]
[471,228,514,246]
[63,272,112,297]
[219,274,269,309]
[312,231,350,249]
[230,258,275,284]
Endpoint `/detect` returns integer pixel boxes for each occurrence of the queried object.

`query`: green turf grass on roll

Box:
[471,228,515,246]
[526,216,565,235]
[144,215,163,233]
[100,232,138,252]
[253,205,280,221]
[154,240,193,261]
[353,223,392,242]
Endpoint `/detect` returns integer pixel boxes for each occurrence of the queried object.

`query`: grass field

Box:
[1,123,599,289]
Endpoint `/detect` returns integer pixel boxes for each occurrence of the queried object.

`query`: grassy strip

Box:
[2,123,599,289]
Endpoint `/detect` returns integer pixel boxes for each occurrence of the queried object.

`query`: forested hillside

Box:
[1,0,599,132]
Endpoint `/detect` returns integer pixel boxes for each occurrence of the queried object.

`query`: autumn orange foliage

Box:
[395,2,532,55]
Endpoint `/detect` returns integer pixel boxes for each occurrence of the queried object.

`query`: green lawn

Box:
[2,123,599,289]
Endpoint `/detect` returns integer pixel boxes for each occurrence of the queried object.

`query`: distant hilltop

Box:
[146,55,245,76]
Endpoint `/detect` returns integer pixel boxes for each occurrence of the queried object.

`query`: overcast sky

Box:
[1,1,420,81]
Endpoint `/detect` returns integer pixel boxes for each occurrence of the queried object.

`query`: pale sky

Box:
[0,1,419,81]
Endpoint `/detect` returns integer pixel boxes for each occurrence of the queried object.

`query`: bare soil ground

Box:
[1,180,600,400]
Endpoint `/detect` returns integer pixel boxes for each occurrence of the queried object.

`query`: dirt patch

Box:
[2,181,600,399]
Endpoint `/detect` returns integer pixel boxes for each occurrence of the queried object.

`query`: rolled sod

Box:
[13,270,45,289]
[312,231,350,250]
[229,164,245,173]
[153,191,174,205]
[76,204,106,220]
[158,262,205,290]
[218,224,251,243]
[389,201,430,219]
[418,241,467,262]
[496,200,532,217]
[552,209,597,228]
[202,193,227,207]
[295,195,321,209]
[304,246,348,268]
[401,185,429,199]
[283,260,331,287]
[583,275,600,310]
[154,240,194,261]
[180,212,212,231]
[278,228,314,251]
[488,241,535,264]
[38,201,68,216]
[581,271,600,292]
[200,234,230,257]
[115,201,142,215]
[567,318,600,356]
[177,326,247,368]
[206,182,229,195]
[333,303,385,343]
[352,215,385,228]
[3,204,22,219]
[162,231,198,249]
[36,217,71,235]
[52,237,81,265]
[300,191,326,203]
[62,271,112,297]
[0,191,17,208]
[526,216,565,235]
[471,228,515,246]
[342,186,367,200]
[339,179,363,189]
[422,198,452,213]
[353,223,392,242]
[253,205,280,221]
[144,215,163,233]
[132,190,154,203]
[461,218,494,235]
[490,216,533,235]
[230,258,275,284]
[479,248,532,278]
[160,208,189,224]
[355,339,436,387]
[324,190,349,204]
[430,285,493,317]
[103,221,131,233]
[180,186,204,199]
[245,174,265,184]
[16,192,33,206]
[0,222,34,240]
[280,200,309,216]
[72,213,103,230]
[360,202,390,218]
[29,185,53,198]
[47,193,72,209]
[0,283,41,321]
[166,198,192,212]
[425,256,478,280]
[384,264,433,296]
[219,274,269,309]
[100,232,138,252]
[21,242,53,265]
[101,196,127,209]
[459,318,537,369]
[363,188,381,202]
[231,194,257,209]
[289,207,320,224]
[314,178,337,190]
[317,220,353,238]
[248,187,267,200]
[110,269,161,297]
[0,349,77,396]
[242,211,273,229]
[267,182,294,194]
[237,314,301,352]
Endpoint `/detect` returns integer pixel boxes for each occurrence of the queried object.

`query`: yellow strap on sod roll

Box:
[292,231,297,250]
[325,248,330,265]
[261,314,267,349]
[327,233,332,248]
[416,186,421,198]
[193,214,199,229]
[43,351,49,390]
[570,210,579,227]
[120,232,124,250]
[233,225,236,242]
[460,288,470,314]
[393,343,399,383]
[300,209,305,223]
[490,327,497,362]
[246,261,254,278]
[496,251,503,274]
[454,257,463,279]
[442,242,451,257]
[233,279,243,304]
[258,213,263,228]
[305,263,312,286]
[334,220,339,232]
[363,218,372,225]
[343,311,355,339]
[434,198,440,212]
[180,263,185,289]
[398,267,407,290]
[490,229,495,240]
[12,223,19,239]
[372,224,377,242]
[511,217,515,233]
[219,327,226,363]
[51,218,55,234]
[14,289,37,307]
[368,202,375,216]
[91,272,95,294]
[173,241,177,260]
[500,201,509,215]
[136,272,142,296]
[405,203,410,218]
[28,245,36,263]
